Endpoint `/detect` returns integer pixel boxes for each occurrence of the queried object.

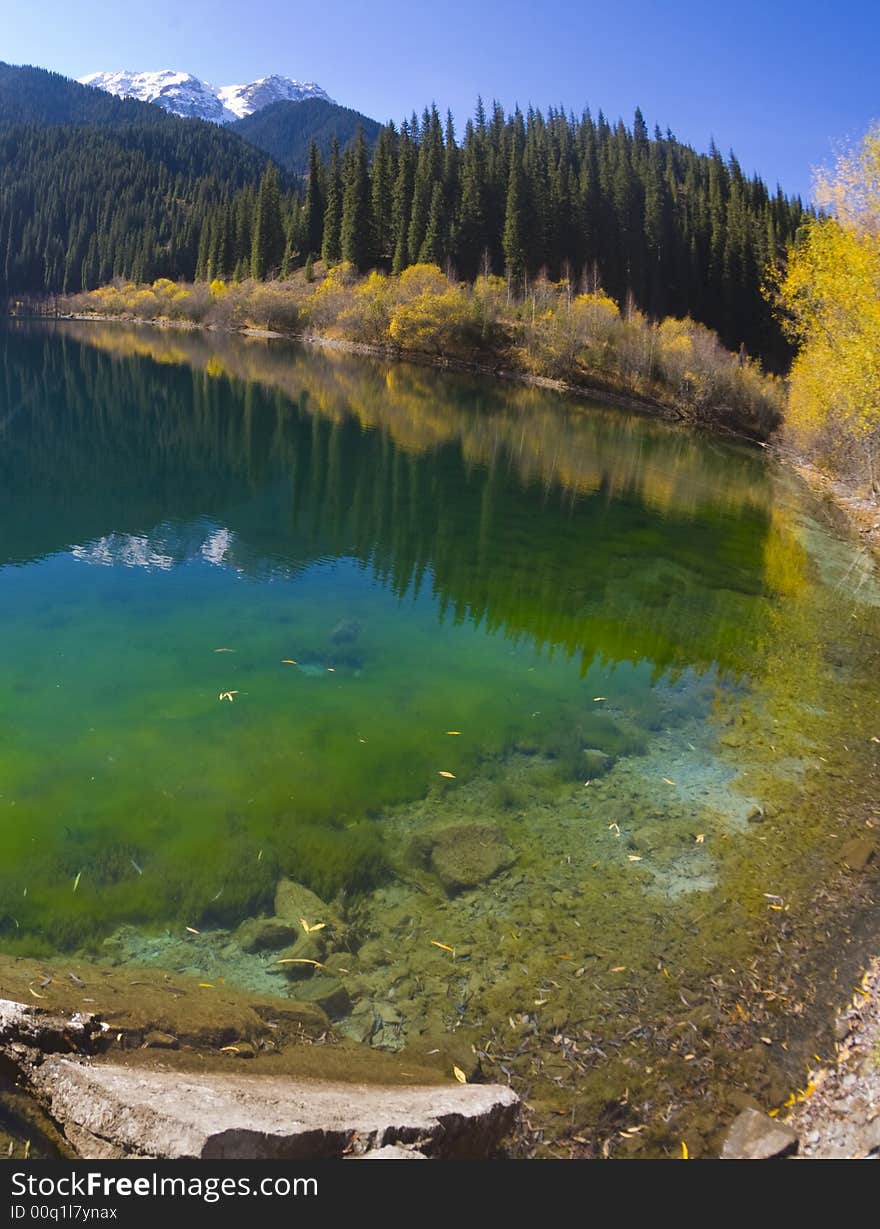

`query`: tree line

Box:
[203,103,808,365]
[0,69,809,365]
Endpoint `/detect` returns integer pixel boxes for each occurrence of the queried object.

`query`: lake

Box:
[2,320,879,1156]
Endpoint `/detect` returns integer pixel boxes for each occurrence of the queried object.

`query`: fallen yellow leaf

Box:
[453,1065,467,1084]
[438,770,456,779]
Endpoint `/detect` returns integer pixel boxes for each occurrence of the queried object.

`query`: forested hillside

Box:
[0,64,284,293]
[232,98,381,173]
[198,103,810,363]
[0,63,809,364]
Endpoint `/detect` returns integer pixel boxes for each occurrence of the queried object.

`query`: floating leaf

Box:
[680,1140,689,1160]
[431,940,455,954]
[198,983,214,989]
[276,958,325,968]
[281,659,298,665]
[452,1065,467,1084]
[695,834,705,844]
[662,777,675,785]
[438,771,456,779]
[627,854,642,862]
[185,926,200,935]
[446,731,462,736]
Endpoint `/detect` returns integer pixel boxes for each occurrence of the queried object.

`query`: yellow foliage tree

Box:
[775,124,880,491]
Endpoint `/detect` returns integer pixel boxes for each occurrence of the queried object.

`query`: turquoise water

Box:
[3,321,880,1155]
[0,321,794,948]
[5,317,880,1150]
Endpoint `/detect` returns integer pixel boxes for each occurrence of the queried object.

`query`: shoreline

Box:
[20,308,769,441]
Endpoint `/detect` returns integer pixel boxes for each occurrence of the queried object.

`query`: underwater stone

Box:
[629,824,674,854]
[234,917,300,952]
[582,748,612,778]
[274,931,328,979]
[252,1002,330,1037]
[720,1108,798,1159]
[290,976,351,1018]
[328,618,361,646]
[274,879,332,925]
[838,836,877,872]
[428,823,516,894]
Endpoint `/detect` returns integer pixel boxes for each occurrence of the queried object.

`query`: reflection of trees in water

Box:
[0,322,806,677]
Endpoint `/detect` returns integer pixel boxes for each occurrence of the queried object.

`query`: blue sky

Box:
[3,0,877,201]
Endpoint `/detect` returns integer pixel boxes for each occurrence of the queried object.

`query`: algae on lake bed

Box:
[1,321,879,1156]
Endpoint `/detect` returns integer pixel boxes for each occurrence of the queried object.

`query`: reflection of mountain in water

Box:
[0,322,804,676]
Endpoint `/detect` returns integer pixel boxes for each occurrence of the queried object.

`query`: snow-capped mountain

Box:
[216,75,332,120]
[78,70,332,124]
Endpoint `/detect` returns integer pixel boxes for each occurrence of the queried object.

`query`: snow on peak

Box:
[216,76,332,120]
[78,69,333,124]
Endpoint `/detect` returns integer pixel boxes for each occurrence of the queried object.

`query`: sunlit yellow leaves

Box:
[774,124,880,480]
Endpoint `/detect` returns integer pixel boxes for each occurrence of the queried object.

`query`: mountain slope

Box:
[232,98,381,172]
[78,69,332,123]
[0,64,284,295]
[79,70,238,124]
[0,61,169,126]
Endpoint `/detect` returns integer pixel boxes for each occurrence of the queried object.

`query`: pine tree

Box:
[391,123,416,274]
[302,141,325,259]
[370,124,396,263]
[502,136,526,287]
[340,127,374,270]
[321,138,343,267]
[250,163,285,279]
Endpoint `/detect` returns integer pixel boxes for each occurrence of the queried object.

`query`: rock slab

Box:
[29,1059,519,1160]
[720,1108,798,1159]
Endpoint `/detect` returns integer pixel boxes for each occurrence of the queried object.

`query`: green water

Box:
[2,321,880,1153]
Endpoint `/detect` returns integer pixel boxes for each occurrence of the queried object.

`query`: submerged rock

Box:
[274,879,332,926]
[274,931,328,980]
[234,917,300,953]
[328,618,361,646]
[720,1108,798,1159]
[427,823,516,894]
[838,836,877,872]
[582,748,612,778]
[290,976,351,1019]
